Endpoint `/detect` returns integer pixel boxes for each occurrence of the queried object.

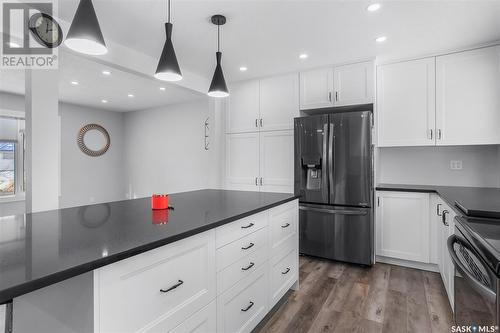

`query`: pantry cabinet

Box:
[375,191,430,263]
[376,57,436,147]
[226,74,299,133]
[299,61,374,110]
[436,45,500,145]
[259,74,299,131]
[226,131,294,193]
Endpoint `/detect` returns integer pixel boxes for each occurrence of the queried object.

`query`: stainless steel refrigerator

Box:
[294,111,373,265]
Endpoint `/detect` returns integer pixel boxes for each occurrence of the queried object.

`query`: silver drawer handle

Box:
[281,267,290,275]
[241,262,255,271]
[160,279,183,293]
[241,223,254,229]
[281,223,290,228]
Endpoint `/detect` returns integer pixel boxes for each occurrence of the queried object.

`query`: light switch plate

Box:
[450,160,463,170]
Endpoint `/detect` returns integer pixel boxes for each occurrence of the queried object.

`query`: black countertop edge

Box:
[375,185,436,193]
[0,195,299,304]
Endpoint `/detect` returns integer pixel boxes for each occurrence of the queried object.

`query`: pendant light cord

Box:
[217,24,220,52]
[167,0,171,23]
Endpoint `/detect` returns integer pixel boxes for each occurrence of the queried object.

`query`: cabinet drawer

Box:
[169,300,216,333]
[216,211,268,248]
[217,246,268,295]
[269,201,297,254]
[217,266,269,333]
[270,247,298,307]
[95,231,216,333]
[217,227,268,271]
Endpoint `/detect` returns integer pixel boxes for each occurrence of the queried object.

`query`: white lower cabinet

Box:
[93,200,299,333]
[217,267,269,333]
[376,191,430,263]
[376,191,455,310]
[169,301,216,333]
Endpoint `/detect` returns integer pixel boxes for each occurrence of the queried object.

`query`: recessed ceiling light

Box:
[127,94,134,98]
[159,87,166,91]
[239,66,248,72]
[367,3,381,12]
[375,36,387,43]
[299,54,308,59]
[101,70,111,75]
[7,42,20,48]
[71,81,79,85]
[101,99,108,103]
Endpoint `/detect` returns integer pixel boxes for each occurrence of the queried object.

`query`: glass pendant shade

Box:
[64,0,107,55]
[154,23,182,81]
[208,52,229,98]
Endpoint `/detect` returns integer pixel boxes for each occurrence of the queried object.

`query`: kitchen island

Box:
[0,189,299,332]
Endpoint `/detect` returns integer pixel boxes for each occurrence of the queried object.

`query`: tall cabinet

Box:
[225,73,298,193]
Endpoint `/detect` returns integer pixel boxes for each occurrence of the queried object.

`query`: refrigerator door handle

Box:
[299,205,368,216]
[328,123,334,202]
[322,123,328,198]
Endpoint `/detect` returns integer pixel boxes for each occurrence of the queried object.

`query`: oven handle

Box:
[447,235,497,303]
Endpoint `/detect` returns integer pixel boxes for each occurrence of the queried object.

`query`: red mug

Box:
[151,194,169,210]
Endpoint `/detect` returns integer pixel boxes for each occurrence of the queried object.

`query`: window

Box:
[0,142,15,196]
[0,115,25,198]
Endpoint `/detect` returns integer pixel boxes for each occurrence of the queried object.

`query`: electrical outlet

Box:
[450,160,463,170]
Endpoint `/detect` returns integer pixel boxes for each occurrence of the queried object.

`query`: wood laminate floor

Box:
[256,256,454,333]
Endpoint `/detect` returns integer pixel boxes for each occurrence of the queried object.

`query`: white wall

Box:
[124,98,220,198]
[378,145,500,187]
[59,103,127,208]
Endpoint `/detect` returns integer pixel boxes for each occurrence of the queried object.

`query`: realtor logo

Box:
[1,0,60,69]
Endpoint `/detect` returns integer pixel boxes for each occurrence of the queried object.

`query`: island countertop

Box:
[0,189,298,304]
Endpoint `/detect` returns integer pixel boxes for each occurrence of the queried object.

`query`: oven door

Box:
[448,226,498,327]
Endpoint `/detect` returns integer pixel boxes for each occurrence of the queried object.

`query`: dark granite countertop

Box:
[0,189,298,304]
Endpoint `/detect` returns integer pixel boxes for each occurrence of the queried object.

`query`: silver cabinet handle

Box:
[437,203,442,216]
[281,223,290,228]
[255,119,258,128]
[255,177,258,186]
[335,91,339,102]
[428,129,433,140]
[259,118,263,127]
[437,129,442,140]
[241,262,255,271]
[442,210,449,226]
[259,177,263,186]
[328,92,332,102]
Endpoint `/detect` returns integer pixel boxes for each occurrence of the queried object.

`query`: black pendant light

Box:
[154,0,182,81]
[64,0,107,55]
[207,15,229,98]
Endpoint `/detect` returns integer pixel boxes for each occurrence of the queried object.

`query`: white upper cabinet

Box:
[333,61,374,106]
[225,133,260,191]
[299,67,334,110]
[226,80,260,133]
[436,45,500,145]
[377,57,436,147]
[259,130,294,193]
[259,74,299,131]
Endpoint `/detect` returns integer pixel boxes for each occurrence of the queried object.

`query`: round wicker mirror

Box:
[77,124,110,157]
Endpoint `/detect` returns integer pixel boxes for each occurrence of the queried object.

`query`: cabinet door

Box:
[299,67,334,110]
[227,80,260,133]
[226,133,260,191]
[259,130,294,193]
[169,301,216,333]
[376,191,430,262]
[377,58,436,147]
[259,74,299,131]
[333,61,374,106]
[436,46,500,145]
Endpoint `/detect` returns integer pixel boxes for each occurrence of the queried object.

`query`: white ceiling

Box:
[56,0,500,82]
[0,51,204,112]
